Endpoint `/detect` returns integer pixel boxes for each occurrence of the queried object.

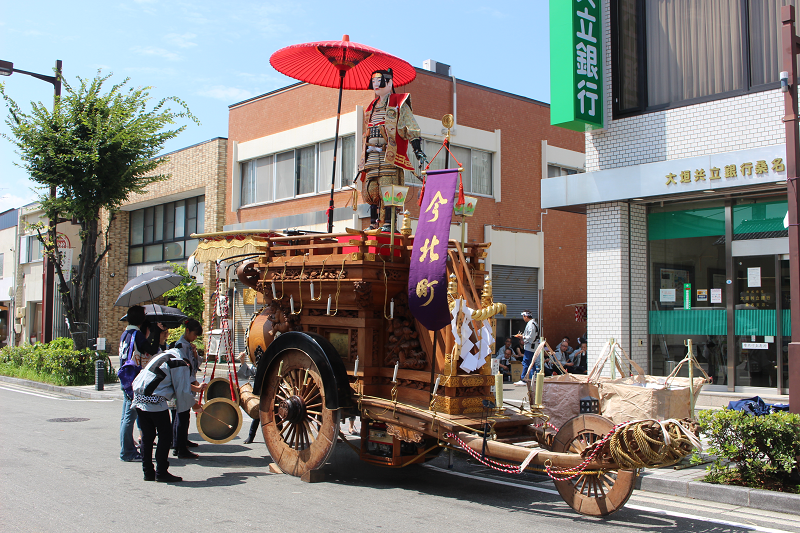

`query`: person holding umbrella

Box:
[118,305,165,462]
[358,68,428,231]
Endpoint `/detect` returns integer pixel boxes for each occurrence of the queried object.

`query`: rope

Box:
[607,419,701,469]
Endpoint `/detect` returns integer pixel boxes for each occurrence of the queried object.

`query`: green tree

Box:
[1,72,197,349]
[163,262,205,322]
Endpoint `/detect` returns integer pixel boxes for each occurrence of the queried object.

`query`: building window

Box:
[24,235,44,263]
[0,253,4,277]
[612,0,800,117]
[547,164,581,178]
[240,135,356,207]
[404,140,494,196]
[129,196,205,265]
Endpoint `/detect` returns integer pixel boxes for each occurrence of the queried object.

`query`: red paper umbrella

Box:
[270,35,416,232]
[270,35,416,90]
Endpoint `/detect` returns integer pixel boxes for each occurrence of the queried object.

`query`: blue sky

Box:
[0,0,551,212]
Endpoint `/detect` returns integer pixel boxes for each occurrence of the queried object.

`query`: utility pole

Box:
[781,6,799,413]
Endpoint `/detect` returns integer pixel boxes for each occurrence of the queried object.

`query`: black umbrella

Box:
[115,270,184,307]
[120,304,188,329]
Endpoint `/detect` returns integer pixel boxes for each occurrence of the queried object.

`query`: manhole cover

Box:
[47,417,90,423]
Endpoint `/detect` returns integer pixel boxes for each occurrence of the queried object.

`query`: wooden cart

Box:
[195,228,698,517]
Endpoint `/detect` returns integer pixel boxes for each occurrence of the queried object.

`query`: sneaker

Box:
[143,472,156,482]
[243,436,254,444]
[155,472,183,483]
[514,380,526,386]
[123,453,143,462]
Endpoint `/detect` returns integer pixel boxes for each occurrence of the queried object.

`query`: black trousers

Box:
[136,408,172,476]
[171,409,190,452]
[248,418,259,442]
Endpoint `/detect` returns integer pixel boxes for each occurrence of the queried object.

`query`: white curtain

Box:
[256,156,273,203]
[240,160,256,206]
[646,0,745,105]
[274,151,294,200]
[472,150,492,196]
[296,145,316,196]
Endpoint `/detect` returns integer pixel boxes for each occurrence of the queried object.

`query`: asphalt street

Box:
[0,381,797,533]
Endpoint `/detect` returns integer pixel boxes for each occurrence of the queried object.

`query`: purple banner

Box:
[408,169,459,331]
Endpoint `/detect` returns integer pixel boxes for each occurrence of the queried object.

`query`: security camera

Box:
[781,71,790,92]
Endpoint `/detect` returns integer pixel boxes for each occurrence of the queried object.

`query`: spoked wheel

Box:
[260,348,339,477]
[551,414,636,517]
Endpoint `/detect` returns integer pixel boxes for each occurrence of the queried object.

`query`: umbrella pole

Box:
[328,70,346,234]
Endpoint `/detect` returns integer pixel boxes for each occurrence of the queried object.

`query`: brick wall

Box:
[227,69,586,344]
[97,138,227,350]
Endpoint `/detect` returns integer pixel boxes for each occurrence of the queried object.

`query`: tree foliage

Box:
[162,262,205,322]
[1,72,197,349]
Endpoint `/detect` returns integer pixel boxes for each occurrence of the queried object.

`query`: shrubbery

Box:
[0,338,117,386]
[698,408,800,493]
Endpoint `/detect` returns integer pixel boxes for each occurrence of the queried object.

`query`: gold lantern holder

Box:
[379,184,409,262]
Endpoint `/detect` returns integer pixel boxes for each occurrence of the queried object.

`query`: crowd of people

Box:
[494,310,588,383]
[118,305,207,482]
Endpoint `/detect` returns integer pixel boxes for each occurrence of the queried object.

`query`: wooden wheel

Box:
[551,414,636,517]
[260,348,339,477]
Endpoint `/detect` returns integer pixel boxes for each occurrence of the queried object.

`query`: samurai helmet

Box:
[369,68,395,90]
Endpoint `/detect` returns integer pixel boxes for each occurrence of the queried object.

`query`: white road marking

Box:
[423,464,793,533]
[0,385,113,401]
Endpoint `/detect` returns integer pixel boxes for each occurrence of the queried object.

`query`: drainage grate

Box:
[47,417,90,423]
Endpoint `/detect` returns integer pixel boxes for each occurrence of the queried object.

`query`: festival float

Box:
[190,36,707,517]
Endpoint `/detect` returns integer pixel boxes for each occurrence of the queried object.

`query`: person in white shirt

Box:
[513,310,539,385]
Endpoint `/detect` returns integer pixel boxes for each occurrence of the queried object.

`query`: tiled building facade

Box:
[544,1,794,397]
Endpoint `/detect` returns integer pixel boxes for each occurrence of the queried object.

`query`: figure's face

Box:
[372,74,392,98]
[560,340,569,351]
[505,339,512,347]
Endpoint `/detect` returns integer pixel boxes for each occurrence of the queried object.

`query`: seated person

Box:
[496,337,514,360]
[565,342,588,374]
[542,348,565,377]
[496,348,514,382]
[554,338,573,367]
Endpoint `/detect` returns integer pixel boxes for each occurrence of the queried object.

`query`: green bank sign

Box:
[550,0,604,131]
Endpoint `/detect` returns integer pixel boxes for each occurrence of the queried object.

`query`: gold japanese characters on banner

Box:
[665,158,784,186]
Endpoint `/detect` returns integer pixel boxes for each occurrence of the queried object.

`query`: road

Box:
[0,382,796,533]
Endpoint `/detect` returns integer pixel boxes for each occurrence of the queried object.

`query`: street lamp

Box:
[1,59,62,344]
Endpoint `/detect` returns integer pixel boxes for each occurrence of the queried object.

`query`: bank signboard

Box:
[550,0,604,132]
[542,144,788,209]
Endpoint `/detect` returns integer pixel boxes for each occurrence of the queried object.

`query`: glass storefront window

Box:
[647,196,790,393]
[648,201,728,382]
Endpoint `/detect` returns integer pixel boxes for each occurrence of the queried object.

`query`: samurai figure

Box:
[357,68,427,231]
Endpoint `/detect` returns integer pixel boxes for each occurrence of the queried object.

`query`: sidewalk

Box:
[4,373,799,516]
[0,374,124,400]
[501,379,800,516]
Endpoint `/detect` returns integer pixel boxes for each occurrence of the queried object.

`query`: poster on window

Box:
[747,267,761,288]
[696,289,707,302]
[710,288,722,304]
[659,288,676,303]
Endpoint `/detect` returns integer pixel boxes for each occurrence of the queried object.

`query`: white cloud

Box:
[131,46,181,62]
[165,33,197,49]
[0,193,38,213]
[198,85,254,102]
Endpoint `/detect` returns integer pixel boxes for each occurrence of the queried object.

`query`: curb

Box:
[637,468,800,516]
[0,375,123,400]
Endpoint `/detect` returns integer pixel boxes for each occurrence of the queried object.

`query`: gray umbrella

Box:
[114,270,184,307]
